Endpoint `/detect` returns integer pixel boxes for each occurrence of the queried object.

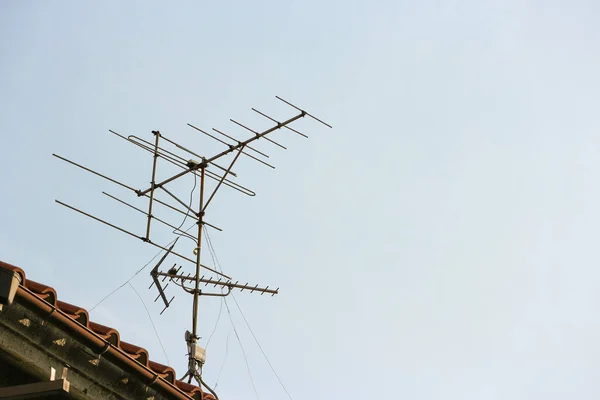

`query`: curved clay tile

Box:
[89,321,120,346]
[149,360,176,384]
[25,279,57,306]
[120,341,149,366]
[0,261,26,283]
[57,300,89,327]
[175,380,204,399]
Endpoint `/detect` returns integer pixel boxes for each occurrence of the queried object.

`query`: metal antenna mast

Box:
[53,96,331,391]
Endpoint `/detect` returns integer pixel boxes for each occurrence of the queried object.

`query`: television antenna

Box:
[53,96,331,394]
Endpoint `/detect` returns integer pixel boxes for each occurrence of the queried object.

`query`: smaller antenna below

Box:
[149,239,179,314]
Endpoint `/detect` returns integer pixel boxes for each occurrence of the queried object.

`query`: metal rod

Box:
[202,145,245,213]
[150,241,177,309]
[128,134,189,164]
[230,119,287,150]
[252,108,308,138]
[110,130,193,173]
[54,200,231,279]
[190,124,231,147]
[192,166,206,340]
[148,195,223,231]
[118,131,187,165]
[55,200,143,241]
[204,169,256,196]
[52,154,137,192]
[149,195,194,218]
[197,287,232,297]
[112,129,253,196]
[212,129,276,169]
[159,186,197,216]
[204,111,303,164]
[160,297,174,315]
[160,133,237,177]
[138,112,305,196]
[150,268,169,308]
[146,131,161,240]
[201,221,223,232]
[276,95,332,128]
[102,192,196,240]
[189,123,274,168]
[208,126,270,158]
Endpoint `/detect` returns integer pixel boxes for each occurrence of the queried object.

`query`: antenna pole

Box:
[192,163,205,340]
[145,131,161,240]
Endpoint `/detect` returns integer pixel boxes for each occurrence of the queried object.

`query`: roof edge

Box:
[15,285,196,400]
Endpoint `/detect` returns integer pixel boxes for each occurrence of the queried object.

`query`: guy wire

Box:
[204,227,293,400]
[89,221,197,312]
[214,330,231,388]
[128,281,170,365]
[204,226,259,399]
[224,296,260,400]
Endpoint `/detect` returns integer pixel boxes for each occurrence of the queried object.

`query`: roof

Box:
[0,260,215,400]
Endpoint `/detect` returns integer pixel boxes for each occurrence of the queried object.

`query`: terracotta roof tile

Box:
[89,321,121,345]
[57,300,90,326]
[0,260,214,400]
[121,340,150,366]
[149,360,177,383]
[0,261,25,282]
[25,279,57,306]
[176,380,205,397]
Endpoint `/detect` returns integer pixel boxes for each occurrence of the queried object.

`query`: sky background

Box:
[2,1,600,399]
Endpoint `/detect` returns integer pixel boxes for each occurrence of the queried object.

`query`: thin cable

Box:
[214,330,231,388]
[128,282,170,365]
[200,376,220,400]
[173,173,197,245]
[205,297,223,350]
[231,295,293,400]
[202,224,224,351]
[205,227,293,400]
[88,221,197,312]
[224,298,260,400]
[204,227,259,398]
[88,249,163,312]
[204,226,224,275]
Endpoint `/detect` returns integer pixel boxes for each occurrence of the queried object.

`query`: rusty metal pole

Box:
[145,131,161,240]
[192,162,205,340]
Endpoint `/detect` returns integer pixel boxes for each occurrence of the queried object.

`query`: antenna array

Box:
[53,96,330,390]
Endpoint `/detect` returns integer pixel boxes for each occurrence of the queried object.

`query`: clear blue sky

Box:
[2,1,600,399]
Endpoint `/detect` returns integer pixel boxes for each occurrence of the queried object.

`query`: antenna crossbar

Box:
[210,128,275,169]
[53,154,137,192]
[209,126,270,158]
[252,108,308,138]
[111,131,255,196]
[138,111,306,196]
[276,96,333,128]
[157,133,238,177]
[54,199,231,279]
[230,119,287,150]
[102,191,197,241]
[189,122,278,167]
